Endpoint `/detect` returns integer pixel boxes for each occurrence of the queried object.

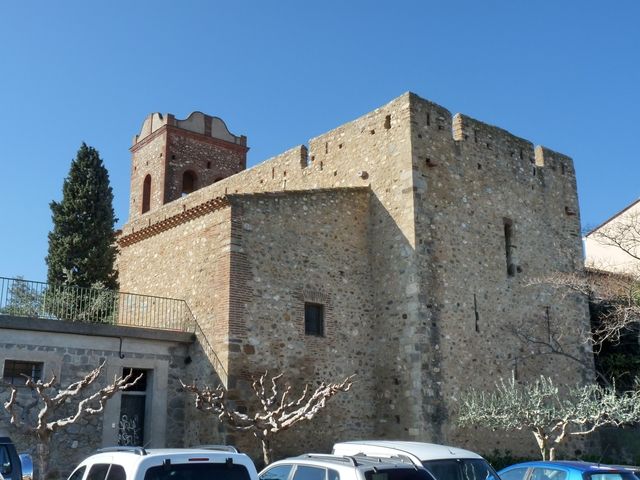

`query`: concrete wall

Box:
[584,200,640,275]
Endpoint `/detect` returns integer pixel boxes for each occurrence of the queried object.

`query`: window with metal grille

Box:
[119,368,149,446]
[304,303,324,336]
[2,360,44,385]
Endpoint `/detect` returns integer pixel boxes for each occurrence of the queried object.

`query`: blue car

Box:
[498,461,638,480]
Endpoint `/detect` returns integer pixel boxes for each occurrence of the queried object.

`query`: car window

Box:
[292,466,326,480]
[0,446,12,476]
[261,465,295,480]
[365,467,436,480]
[144,463,251,480]
[328,469,340,480]
[589,474,638,480]
[500,468,529,480]
[423,459,497,480]
[68,466,87,480]
[106,465,126,480]
[87,464,111,480]
[530,468,566,480]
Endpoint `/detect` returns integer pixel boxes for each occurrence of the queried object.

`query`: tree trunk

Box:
[532,430,550,461]
[549,447,556,461]
[260,436,273,467]
[35,435,51,480]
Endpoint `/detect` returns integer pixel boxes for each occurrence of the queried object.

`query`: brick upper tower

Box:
[128,111,248,220]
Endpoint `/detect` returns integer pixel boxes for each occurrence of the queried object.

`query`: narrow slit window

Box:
[142,175,151,213]
[504,218,516,277]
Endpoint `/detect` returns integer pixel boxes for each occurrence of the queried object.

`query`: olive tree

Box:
[457,374,639,460]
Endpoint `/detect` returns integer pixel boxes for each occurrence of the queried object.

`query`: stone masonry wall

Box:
[117,205,234,381]
[165,127,247,203]
[409,95,592,456]
[128,131,167,220]
[117,92,591,459]
[128,123,247,222]
[224,189,376,457]
[0,321,192,479]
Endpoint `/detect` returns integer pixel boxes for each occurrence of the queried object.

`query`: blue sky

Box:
[1,1,638,282]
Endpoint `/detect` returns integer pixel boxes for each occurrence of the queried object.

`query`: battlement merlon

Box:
[534,145,575,173]
[449,109,574,174]
[131,111,248,148]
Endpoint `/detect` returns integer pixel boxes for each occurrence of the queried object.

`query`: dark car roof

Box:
[499,461,632,474]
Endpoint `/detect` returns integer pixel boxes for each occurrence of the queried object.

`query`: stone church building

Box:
[0,92,593,469]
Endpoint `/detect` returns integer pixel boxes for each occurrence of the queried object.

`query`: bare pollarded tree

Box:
[512,268,640,389]
[182,371,354,465]
[3,361,141,480]
[508,208,640,384]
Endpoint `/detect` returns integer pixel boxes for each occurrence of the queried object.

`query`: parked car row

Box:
[63,440,499,480]
[6,436,640,480]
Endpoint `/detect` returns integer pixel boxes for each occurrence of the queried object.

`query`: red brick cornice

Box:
[130,125,167,153]
[118,196,230,247]
[165,125,249,154]
[130,125,249,154]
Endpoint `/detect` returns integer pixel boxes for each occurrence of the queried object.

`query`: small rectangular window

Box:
[304,303,324,336]
[2,360,43,385]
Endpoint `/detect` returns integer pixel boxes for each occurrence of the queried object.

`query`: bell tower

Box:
[128,111,248,220]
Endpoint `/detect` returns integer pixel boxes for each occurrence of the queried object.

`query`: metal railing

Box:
[0,276,230,382]
[0,276,195,332]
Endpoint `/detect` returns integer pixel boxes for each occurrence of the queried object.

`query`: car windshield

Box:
[144,463,252,480]
[422,459,498,480]
[365,468,436,480]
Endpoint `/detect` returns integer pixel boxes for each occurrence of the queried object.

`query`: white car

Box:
[259,453,437,480]
[66,446,258,480]
[332,441,497,480]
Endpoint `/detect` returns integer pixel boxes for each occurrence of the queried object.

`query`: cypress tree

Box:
[46,143,118,289]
